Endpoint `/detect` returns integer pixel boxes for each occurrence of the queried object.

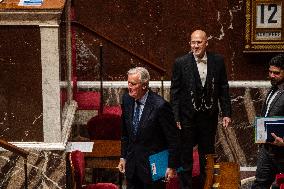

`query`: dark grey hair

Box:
[127,67,150,85]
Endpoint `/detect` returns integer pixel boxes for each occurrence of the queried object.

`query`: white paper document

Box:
[65,142,94,152]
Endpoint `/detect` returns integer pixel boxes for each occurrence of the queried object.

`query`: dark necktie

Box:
[133,100,141,135]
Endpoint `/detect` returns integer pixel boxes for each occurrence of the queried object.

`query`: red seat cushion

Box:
[87,113,121,140]
[84,183,118,189]
[166,176,179,189]
[71,150,85,188]
[277,174,284,188]
[192,148,200,177]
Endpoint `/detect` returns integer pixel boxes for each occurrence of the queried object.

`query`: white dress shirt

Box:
[195,53,207,87]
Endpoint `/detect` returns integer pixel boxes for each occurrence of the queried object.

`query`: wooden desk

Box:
[85,140,121,168]
[85,140,122,188]
[0,0,65,10]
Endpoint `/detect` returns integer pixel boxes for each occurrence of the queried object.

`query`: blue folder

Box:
[149,150,182,181]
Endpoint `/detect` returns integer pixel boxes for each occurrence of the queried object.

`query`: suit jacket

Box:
[170,52,231,125]
[261,84,284,153]
[261,85,284,117]
[121,90,179,183]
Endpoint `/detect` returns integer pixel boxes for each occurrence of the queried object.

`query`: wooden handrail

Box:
[0,139,29,158]
[0,139,29,189]
[71,21,167,74]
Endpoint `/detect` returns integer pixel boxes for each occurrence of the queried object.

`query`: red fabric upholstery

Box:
[72,76,101,110]
[192,148,200,177]
[103,106,122,116]
[87,113,121,140]
[71,150,118,189]
[84,183,118,189]
[71,150,85,189]
[276,174,284,185]
[166,176,179,189]
[74,91,100,110]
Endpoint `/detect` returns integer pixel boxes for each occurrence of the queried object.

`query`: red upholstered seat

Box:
[103,106,122,116]
[166,176,179,189]
[275,173,284,189]
[87,113,121,140]
[70,150,118,189]
[192,148,200,177]
[84,183,119,189]
[72,76,101,110]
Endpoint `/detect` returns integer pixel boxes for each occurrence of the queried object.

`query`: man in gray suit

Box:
[252,54,284,189]
[170,30,232,189]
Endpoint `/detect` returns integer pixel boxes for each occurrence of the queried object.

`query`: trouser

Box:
[251,145,284,189]
[179,112,218,189]
[126,169,165,189]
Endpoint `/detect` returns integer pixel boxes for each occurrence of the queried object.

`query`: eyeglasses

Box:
[128,81,141,87]
[190,41,204,46]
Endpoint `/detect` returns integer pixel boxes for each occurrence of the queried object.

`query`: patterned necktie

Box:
[133,100,141,135]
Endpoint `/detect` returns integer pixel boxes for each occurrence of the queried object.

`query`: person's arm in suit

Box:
[158,101,180,179]
[170,58,182,129]
[216,55,232,127]
[118,94,128,173]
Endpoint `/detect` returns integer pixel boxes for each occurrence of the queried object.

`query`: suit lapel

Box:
[125,97,135,134]
[184,53,202,91]
[261,88,273,115]
[267,90,283,115]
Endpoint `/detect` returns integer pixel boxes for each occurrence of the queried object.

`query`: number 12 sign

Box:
[244,0,283,52]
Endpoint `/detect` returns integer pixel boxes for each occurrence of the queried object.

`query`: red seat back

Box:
[192,148,200,177]
[276,174,284,189]
[87,113,121,140]
[71,150,85,189]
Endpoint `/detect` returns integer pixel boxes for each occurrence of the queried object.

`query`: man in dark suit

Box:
[117,67,179,189]
[252,54,284,189]
[170,30,232,189]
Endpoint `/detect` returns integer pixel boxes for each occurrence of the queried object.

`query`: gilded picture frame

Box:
[244,0,283,52]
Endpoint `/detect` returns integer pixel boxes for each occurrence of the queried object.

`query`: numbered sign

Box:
[244,0,284,52]
[256,4,282,28]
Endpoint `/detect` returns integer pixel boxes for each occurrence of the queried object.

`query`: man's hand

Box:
[176,122,182,130]
[117,158,126,173]
[222,117,231,128]
[165,168,177,182]
[271,133,284,146]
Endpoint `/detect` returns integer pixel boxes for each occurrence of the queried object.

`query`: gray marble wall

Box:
[101,86,267,167]
[0,150,66,189]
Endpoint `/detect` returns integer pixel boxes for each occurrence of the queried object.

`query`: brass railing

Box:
[71,21,166,97]
[72,21,167,74]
